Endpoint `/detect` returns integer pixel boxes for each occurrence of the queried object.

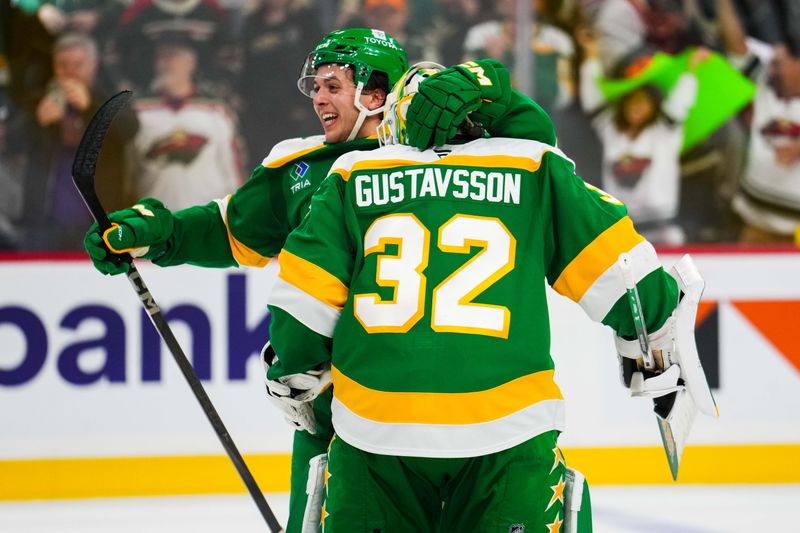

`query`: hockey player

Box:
[264,64,713,532]
[83,30,557,532]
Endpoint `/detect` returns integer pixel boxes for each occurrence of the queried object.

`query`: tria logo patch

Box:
[293,161,309,181]
[509,525,525,533]
[290,178,312,194]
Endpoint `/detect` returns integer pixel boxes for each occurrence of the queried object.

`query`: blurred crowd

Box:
[1,0,798,250]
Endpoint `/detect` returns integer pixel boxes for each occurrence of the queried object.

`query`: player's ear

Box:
[365,88,386,111]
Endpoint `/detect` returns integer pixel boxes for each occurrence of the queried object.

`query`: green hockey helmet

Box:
[297,28,408,98]
[297,28,409,141]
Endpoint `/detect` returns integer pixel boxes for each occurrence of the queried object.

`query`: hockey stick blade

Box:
[73,92,284,532]
[72,90,132,228]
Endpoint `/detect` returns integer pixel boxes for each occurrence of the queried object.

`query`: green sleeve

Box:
[541,152,678,337]
[268,174,353,378]
[153,202,236,268]
[225,165,290,260]
[603,270,678,339]
[486,89,557,145]
[267,306,333,377]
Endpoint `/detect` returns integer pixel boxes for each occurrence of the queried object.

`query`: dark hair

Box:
[364,70,389,94]
[612,84,665,132]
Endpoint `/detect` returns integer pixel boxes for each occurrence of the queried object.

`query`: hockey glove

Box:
[262,342,332,434]
[83,198,174,275]
[615,318,683,399]
[407,59,513,149]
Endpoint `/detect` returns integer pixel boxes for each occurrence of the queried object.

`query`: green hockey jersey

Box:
[151,135,379,268]
[268,137,679,458]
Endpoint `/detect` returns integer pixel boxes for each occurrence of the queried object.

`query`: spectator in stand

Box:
[24,32,138,250]
[238,0,319,167]
[717,0,800,243]
[131,34,244,210]
[105,0,236,94]
[578,27,707,245]
[590,0,747,243]
[462,0,576,116]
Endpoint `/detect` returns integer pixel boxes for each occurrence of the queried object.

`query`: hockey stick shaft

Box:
[618,253,655,370]
[73,92,283,532]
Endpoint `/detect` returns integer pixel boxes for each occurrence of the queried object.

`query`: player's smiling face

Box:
[312,64,362,143]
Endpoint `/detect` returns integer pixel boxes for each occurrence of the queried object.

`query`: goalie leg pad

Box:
[301,453,328,533]
[563,467,593,533]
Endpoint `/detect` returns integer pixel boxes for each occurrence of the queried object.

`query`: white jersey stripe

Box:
[331,396,565,458]
[578,240,661,322]
[269,277,340,337]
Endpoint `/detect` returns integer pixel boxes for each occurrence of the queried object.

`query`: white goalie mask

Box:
[377,62,444,146]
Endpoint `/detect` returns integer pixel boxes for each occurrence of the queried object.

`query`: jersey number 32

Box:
[355,213,516,339]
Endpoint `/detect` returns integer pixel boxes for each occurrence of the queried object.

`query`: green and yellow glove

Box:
[407,59,513,149]
[83,198,174,275]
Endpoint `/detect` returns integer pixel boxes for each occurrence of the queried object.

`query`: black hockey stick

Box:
[73,91,284,533]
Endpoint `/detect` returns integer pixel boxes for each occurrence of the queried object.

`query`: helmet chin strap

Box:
[347,81,386,142]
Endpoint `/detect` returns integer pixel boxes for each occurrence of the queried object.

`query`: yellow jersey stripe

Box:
[335,153,551,182]
[332,366,563,424]
[333,159,420,182]
[218,195,272,267]
[278,250,349,311]
[552,217,643,303]
[262,143,325,169]
[437,153,547,172]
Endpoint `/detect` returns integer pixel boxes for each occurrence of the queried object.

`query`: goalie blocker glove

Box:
[261,342,332,434]
[83,197,174,275]
[615,255,718,419]
[406,59,513,149]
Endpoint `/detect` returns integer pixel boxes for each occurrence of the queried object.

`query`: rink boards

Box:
[1,249,799,499]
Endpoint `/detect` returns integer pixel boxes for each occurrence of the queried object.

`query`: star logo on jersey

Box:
[550,447,566,474]
[546,513,563,533]
[546,475,566,511]
[320,502,329,530]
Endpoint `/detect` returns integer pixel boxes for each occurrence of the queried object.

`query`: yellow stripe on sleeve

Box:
[552,217,644,302]
[277,250,349,310]
[218,195,272,267]
[262,144,325,169]
[332,366,563,425]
